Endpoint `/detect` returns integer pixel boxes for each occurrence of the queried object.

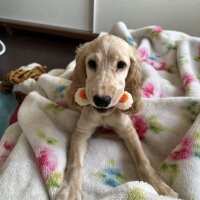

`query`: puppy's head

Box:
[67,34,142,114]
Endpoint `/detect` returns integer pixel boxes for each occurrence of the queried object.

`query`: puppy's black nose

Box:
[93,95,111,107]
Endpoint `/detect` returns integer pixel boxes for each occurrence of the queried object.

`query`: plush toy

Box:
[75,88,133,110]
[0,63,46,103]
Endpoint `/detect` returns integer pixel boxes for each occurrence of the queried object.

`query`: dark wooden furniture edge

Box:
[0,18,98,41]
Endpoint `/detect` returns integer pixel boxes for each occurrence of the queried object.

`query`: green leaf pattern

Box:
[160,163,180,186]
[47,172,63,189]
[194,131,200,157]
[181,101,200,124]
[178,55,189,66]
[145,28,162,39]
[149,115,165,134]
[36,131,58,145]
[45,103,65,115]
[125,188,146,200]
[167,64,177,74]
[167,40,177,50]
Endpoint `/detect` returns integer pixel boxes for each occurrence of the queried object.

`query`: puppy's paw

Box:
[56,181,82,200]
[152,180,179,198]
[138,166,178,198]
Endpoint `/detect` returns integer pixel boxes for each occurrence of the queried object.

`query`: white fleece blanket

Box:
[1,22,200,200]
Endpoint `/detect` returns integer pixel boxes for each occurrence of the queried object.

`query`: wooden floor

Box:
[0,27,87,80]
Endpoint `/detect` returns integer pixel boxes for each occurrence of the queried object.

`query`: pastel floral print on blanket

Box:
[141,82,163,98]
[138,46,177,74]
[131,114,165,140]
[138,47,167,71]
[0,140,15,165]
[92,159,127,187]
[145,26,176,49]
[169,136,193,161]
[160,136,193,185]
[99,113,165,141]
[37,146,63,189]
[182,73,197,91]
[51,81,69,107]
[178,54,189,66]
[37,131,59,145]
[35,131,63,190]
[145,26,163,39]
[45,103,65,115]
[193,131,200,158]
[181,100,200,124]
[0,129,21,167]
[125,188,146,200]
[160,131,200,186]
[160,162,179,186]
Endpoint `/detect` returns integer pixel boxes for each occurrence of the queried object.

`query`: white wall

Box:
[0,0,93,31]
[94,0,200,36]
[0,0,200,36]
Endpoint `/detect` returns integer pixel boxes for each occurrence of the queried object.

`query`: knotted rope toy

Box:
[75,88,133,110]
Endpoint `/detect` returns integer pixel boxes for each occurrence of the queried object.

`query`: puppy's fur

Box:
[56,35,178,200]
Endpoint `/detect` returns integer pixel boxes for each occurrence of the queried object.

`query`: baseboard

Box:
[0,19,98,41]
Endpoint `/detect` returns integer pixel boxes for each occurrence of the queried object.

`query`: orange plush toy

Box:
[75,88,133,110]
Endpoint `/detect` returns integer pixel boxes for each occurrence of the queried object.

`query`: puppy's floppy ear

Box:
[67,42,89,109]
[125,48,143,114]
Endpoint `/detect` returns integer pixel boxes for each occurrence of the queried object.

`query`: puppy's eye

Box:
[117,61,126,70]
[88,59,97,70]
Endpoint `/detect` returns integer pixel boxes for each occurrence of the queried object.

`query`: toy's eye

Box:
[88,59,97,70]
[117,61,126,69]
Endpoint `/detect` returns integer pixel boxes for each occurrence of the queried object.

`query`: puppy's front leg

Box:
[107,112,178,198]
[56,108,98,200]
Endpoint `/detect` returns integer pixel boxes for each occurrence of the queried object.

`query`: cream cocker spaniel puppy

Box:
[56,35,178,200]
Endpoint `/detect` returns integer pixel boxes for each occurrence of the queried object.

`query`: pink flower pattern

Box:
[182,73,196,88]
[138,48,167,71]
[142,83,163,98]
[0,141,15,166]
[138,48,148,60]
[153,26,163,34]
[37,147,58,181]
[147,60,167,71]
[3,141,15,151]
[0,155,8,163]
[170,136,193,161]
[131,115,149,140]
